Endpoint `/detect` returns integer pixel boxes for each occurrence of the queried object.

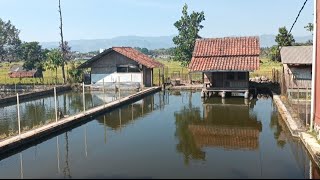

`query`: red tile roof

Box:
[189,37,260,72]
[112,47,163,68]
[78,47,163,69]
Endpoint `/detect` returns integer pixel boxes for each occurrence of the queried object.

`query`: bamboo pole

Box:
[17,93,21,135]
[83,82,85,112]
[54,87,58,122]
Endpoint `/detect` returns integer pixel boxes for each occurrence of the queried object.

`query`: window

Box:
[128,66,140,73]
[117,65,140,73]
[227,72,235,80]
[117,66,127,73]
[238,72,246,80]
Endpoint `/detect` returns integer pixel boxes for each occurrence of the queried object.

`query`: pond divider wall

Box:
[0,85,72,106]
[0,87,161,155]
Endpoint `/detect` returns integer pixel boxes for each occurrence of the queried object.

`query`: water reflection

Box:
[96,92,167,130]
[0,91,134,139]
[0,91,319,179]
[174,97,262,164]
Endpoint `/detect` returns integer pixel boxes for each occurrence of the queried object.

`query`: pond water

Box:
[0,90,319,178]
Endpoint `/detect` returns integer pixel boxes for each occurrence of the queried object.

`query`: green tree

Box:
[19,42,46,78]
[268,45,281,62]
[275,26,295,47]
[0,18,21,61]
[45,49,64,84]
[67,61,83,83]
[304,23,314,35]
[173,4,205,66]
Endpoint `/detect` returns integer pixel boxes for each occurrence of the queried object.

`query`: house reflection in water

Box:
[96,92,167,130]
[174,97,262,164]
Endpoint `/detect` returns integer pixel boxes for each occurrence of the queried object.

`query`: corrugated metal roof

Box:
[280,46,312,64]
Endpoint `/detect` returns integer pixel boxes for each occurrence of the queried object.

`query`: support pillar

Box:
[221,91,226,98]
[244,90,249,99]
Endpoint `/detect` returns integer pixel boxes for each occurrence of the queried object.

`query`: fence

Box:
[153,67,203,86]
[250,68,311,128]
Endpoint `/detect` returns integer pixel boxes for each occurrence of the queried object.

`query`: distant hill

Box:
[40,34,313,53]
[40,35,175,53]
[260,34,312,47]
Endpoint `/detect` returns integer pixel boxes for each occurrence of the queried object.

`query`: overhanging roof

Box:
[78,47,164,69]
[280,46,312,65]
[189,36,260,72]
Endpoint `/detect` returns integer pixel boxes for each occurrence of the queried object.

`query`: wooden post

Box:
[104,115,107,144]
[17,93,21,135]
[56,137,60,173]
[158,69,161,86]
[306,85,309,126]
[54,87,58,122]
[102,79,105,93]
[162,67,165,90]
[20,153,24,179]
[118,77,121,99]
[83,82,85,112]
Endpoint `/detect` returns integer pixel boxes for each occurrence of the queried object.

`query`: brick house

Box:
[188,37,260,98]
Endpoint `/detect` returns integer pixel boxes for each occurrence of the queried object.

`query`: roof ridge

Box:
[196,36,259,41]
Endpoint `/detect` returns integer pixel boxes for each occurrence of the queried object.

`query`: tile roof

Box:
[189,37,260,72]
[112,47,164,68]
[78,47,163,69]
[280,46,312,64]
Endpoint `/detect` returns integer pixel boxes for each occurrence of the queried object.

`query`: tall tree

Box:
[19,42,46,77]
[275,26,295,47]
[58,0,67,84]
[0,18,21,61]
[173,4,205,66]
[45,49,64,84]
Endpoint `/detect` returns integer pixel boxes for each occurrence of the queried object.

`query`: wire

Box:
[279,0,309,50]
[288,0,309,34]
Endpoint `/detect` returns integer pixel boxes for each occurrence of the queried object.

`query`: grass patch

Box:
[250,58,283,78]
[0,61,83,85]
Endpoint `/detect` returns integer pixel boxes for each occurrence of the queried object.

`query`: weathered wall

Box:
[204,72,248,88]
[91,51,142,85]
[283,64,312,89]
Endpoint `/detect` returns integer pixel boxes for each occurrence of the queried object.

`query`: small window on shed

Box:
[227,72,235,80]
[128,65,140,73]
[117,66,127,73]
[117,65,141,73]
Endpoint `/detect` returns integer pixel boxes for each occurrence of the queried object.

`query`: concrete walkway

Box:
[0,87,161,154]
[273,93,320,168]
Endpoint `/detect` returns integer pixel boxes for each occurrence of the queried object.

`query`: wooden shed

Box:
[188,37,260,98]
[78,47,163,90]
[280,46,312,93]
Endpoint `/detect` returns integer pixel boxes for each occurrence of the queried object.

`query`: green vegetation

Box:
[173,3,205,66]
[250,58,282,78]
[0,61,82,85]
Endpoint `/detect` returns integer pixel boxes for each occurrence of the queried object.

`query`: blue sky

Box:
[0,0,314,42]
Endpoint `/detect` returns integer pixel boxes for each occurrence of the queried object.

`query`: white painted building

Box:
[78,47,163,90]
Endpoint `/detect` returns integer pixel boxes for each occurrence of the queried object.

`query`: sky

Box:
[0,0,315,42]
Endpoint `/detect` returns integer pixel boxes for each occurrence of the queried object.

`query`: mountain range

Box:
[40,34,313,53]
